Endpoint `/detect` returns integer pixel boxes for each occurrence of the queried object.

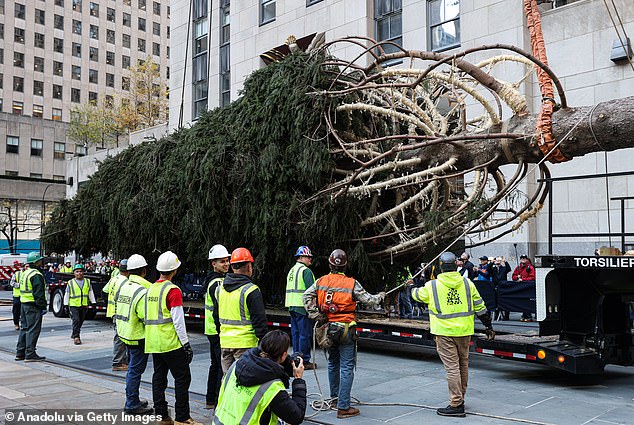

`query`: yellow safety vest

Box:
[285,262,312,307]
[213,363,286,425]
[128,274,152,289]
[411,271,487,337]
[143,281,182,354]
[19,269,41,303]
[13,271,21,297]
[217,283,259,349]
[105,274,129,318]
[59,266,73,273]
[205,277,223,336]
[114,281,147,345]
[67,278,91,307]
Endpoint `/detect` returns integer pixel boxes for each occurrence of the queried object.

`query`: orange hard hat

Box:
[230,247,254,264]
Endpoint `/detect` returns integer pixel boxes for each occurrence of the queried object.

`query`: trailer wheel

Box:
[85,309,97,320]
[52,289,68,318]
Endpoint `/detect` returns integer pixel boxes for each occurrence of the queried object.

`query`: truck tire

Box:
[52,288,68,318]
[85,309,97,320]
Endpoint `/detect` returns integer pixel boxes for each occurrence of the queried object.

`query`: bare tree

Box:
[0,200,42,254]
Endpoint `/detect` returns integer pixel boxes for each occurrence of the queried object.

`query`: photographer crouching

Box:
[213,330,307,425]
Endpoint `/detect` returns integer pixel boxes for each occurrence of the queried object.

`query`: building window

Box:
[260,0,275,25]
[0,49,2,65]
[307,0,324,5]
[34,33,45,49]
[6,136,19,154]
[54,61,64,76]
[15,28,25,44]
[138,17,146,32]
[220,0,230,107]
[107,29,115,44]
[54,14,64,30]
[54,37,64,53]
[106,73,115,87]
[88,69,98,84]
[89,92,98,104]
[153,42,160,56]
[105,95,114,106]
[429,0,460,51]
[12,101,24,115]
[53,175,65,181]
[0,0,4,14]
[167,46,170,59]
[13,77,24,93]
[52,108,62,121]
[55,0,64,6]
[30,173,43,179]
[138,38,146,52]
[153,22,161,36]
[90,25,99,39]
[54,142,66,159]
[90,46,99,61]
[53,84,63,100]
[123,12,131,27]
[72,42,82,58]
[15,3,26,19]
[139,0,146,10]
[35,9,45,25]
[71,88,81,103]
[31,139,43,157]
[193,0,208,19]
[34,56,44,72]
[72,65,81,80]
[14,52,25,68]
[107,7,115,22]
[122,76,130,90]
[76,144,87,156]
[167,26,170,38]
[33,80,44,96]
[106,51,115,65]
[73,0,82,12]
[5,171,19,177]
[0,23,3,39]
[122,55,131,69]
[375,0,402,55]
[90,2,99,17]
[153,1,161,15]
[73,19,82,34]
[123,33,131,48]
[33,104,44,118]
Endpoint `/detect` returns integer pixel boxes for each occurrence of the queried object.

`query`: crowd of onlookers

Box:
[46,259,120,275]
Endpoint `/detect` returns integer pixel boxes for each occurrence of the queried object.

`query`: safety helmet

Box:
[208,244,230,260]
[127,254,148,270]
[74,263,85,270]
[294,246,313,257]
[119,259,128,272]
[230,247,254,264]
[328,249,347,268]
[439,252,457,272]
[26,252,44,264]
[157,251,181,272]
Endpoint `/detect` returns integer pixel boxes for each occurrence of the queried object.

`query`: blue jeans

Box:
[290,310,313,363]
[125,342,149,410]
[398,286,413,319]
[327,326,356,410]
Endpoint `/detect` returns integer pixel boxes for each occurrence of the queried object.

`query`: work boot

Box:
[303,362,317,370]
[337,407,360,418]
[15,355,25,361]
[174,419,203,425]
[24,354,46,362]
[124,406,153,415]
[112,364,129,371]
[15,324,20,330]
[155,415,174,425]
[204,403,216,410]
[74,337,82,345]
[436,404,465,417]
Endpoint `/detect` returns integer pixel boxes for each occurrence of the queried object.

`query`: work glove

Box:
[485,327,495,341]
[183,342,194,364]
[315,314,328,327]
[378,292,387,300]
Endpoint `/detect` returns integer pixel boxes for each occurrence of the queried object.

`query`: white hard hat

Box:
[127,254,148,270]
[157,251,181,272]
[208,244,230,260]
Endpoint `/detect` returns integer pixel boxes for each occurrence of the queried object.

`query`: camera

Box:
[293,353,303,367]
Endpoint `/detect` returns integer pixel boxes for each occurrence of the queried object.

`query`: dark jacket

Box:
[221,272,268,341]
[207,271,224,335]
[25,266,48,310]
[234,348,307,425]
[463,260,477,280]
[491,262,511,284]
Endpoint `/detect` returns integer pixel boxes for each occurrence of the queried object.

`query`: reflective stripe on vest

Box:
[12,271,20,297]
[68,278,91,307]
[144,281,181,353]
[429,277,474,320]
[285,262,310,307]
[316,273,356,323]
[205,277,223,336]
[218,283,259,349]
[114,282,146,344]
[213,363,285,425]
[106,275,129,318]
[19,269,39,303]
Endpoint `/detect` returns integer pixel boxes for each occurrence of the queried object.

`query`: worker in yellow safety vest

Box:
[113,261,152,415]
[285,245,317,370]
[103,258,130,371]
[409,251,495,418]
[64,263,95,345]
[15,252,47,362]
[59,260,73,274]
[143,251,201,425]
[204,244,231,410]
[10,261,24,330]
[213,330,307,425]
[217,247,268,373]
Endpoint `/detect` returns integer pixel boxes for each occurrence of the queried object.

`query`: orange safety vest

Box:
[316,273,356,323]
